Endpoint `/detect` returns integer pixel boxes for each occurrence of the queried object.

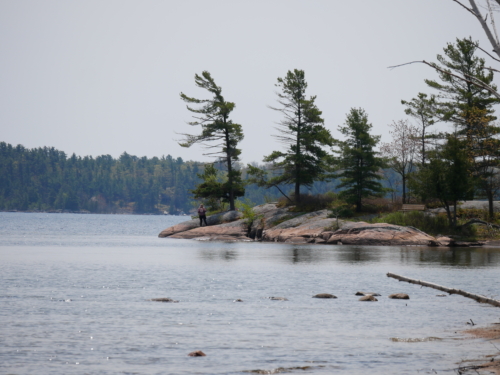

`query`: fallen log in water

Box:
[386,273,500,308]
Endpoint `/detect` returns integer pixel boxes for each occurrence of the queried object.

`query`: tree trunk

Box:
[224,125,235,211]
[453,200,457,228]
[402,174,406,204]
[487,189,494,219]
[295,105,302,204]
[387,272,500,307]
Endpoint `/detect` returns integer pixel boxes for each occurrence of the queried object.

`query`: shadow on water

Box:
[199,249,239,262]
[277,244,500,267]
[400,247,500,267]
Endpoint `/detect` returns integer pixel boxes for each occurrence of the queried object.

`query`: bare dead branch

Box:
[387,272,500,307]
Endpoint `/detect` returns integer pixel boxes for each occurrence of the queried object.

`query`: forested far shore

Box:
[0,142,342,214]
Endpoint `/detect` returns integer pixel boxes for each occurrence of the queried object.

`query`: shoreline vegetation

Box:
[158,201,500,247]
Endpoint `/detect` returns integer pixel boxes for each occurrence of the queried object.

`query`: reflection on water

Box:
[197,243,500,268]
[199,248,239,262]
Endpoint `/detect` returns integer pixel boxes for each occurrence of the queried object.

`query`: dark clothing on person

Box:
[198,206,207,226]
[199,214,207,226]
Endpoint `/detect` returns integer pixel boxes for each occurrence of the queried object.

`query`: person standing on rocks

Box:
[198,204,207,227]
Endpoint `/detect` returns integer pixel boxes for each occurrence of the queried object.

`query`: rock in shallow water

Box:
[359,295,378,302]
[188,350,206,357]
[388,293,410,300]
[355,291,381,296]
[150,298,179,303]
[269,297,288,301]
[313,293,337,299]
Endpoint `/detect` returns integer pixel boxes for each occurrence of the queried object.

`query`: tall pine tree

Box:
[335,108,386,212]
[255,69,334,204]
[179,71,244,211]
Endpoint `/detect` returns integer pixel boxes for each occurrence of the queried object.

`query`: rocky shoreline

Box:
[158,203,488,247]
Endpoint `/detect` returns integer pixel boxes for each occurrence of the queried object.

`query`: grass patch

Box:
[370,211,477,237]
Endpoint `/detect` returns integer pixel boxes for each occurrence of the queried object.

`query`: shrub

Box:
[370,211,453,236]
[277,192,338,212]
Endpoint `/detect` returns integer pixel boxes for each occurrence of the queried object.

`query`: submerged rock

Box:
[359,295,378,302]
[388,293,410,300]
[188,350,206,357]
[269,297,288,301]
[150,298,179,303]
[313,293,337,299]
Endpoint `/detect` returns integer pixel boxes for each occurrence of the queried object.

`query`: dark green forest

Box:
[0,141,341,214]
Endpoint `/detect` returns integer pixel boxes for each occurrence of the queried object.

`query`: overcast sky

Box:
[1,1,497,164]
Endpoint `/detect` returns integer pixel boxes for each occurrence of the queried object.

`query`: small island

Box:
[159,201,500,247]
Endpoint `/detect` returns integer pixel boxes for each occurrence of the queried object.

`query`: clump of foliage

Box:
[191,164,244,214]
[370,211,476,237]
[456,208,500,223]
[328,202,355,219]
[275,192,337,212]
[236,199,264,231]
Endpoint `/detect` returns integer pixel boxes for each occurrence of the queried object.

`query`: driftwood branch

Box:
[457,218,500,229]
[387,272,500,307]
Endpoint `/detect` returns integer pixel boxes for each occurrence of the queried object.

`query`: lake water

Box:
[1,212,500,374]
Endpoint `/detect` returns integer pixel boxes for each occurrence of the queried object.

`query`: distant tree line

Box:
[0,142,202,214]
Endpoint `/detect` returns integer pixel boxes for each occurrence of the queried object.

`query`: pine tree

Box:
[335,108,386,212]
[259,69,334,204]
[179,71,244,211]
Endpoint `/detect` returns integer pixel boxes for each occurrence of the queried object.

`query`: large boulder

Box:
[168,220,248,241]
[262,210,340,242]
[325,221,436,246]
[158,210,242,238]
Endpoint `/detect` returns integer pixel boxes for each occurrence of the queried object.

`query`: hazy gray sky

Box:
[1,1,496,163]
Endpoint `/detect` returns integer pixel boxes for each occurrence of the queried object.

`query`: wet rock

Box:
[188,350,206,357]
[168,220,247,241]
[436,236,453,246]
[388,293,410,300]
[150,298,179,303]
[158,211,242,238]
[355,291,381,296]
[313,293,337,299]
[326,222,436,246]
[262,210,341,243]
[359,295,378,301]
[269,297,288,301]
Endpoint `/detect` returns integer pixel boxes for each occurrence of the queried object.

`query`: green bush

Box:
[370,211,455,236]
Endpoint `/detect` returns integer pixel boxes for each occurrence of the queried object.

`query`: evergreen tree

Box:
[409,136,473,227]
[179,71,244,211]
[258,69,334,204]
[426,38,500,213]
[425,37,498,134]
[335,108,386,212]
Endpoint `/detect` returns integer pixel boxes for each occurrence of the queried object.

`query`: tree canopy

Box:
[179,71,244,211]
[253,69,334,204]
[335,108,387,212]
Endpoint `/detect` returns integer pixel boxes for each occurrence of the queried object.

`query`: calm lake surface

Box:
[1,212,500,375]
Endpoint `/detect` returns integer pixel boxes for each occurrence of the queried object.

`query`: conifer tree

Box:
[335,108,386,212]
[256,69,334,204]
[179,71,244,211]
